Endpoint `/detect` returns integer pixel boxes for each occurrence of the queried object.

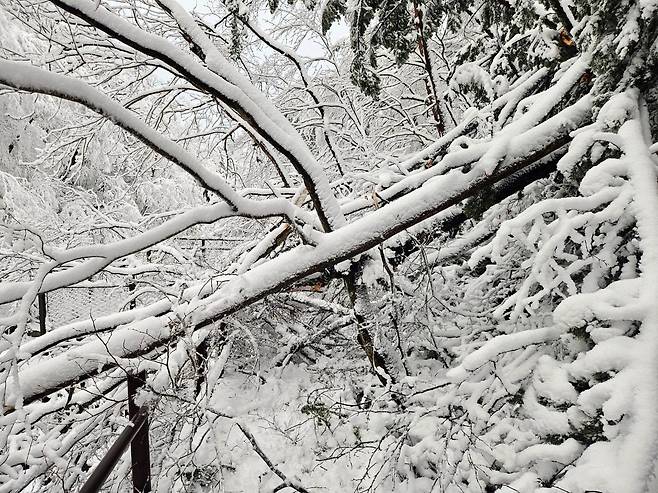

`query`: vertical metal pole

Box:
[126,278,150,492]
[79,405,149,493]
[194,337,209,396]
[127,371,151,493]
[38,293,47,336]
[128,279,136,310]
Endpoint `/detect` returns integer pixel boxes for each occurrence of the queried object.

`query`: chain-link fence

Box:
[32,236,243,328]
[45,285,132,327]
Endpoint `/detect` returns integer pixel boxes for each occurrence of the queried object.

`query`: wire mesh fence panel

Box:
[46,286,132,327]
[37,238,237,329]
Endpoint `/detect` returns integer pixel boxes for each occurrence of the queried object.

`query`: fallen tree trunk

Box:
[0,95,591,413]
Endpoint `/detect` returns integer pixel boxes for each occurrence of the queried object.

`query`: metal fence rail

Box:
[79,372,151,493]
[30,284,154,493]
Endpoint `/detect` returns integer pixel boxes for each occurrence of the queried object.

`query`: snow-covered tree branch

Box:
[0,0,657,491]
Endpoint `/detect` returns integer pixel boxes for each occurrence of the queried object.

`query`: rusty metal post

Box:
[79,405,149,493]
[38,293,47,335]
[127,371,151,493]
[125,279,151,491]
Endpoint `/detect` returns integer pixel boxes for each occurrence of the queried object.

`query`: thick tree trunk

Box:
[344,264,395,385]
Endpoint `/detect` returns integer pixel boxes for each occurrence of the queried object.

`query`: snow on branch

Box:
[0,87,592,410]
[44,0,345,231]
